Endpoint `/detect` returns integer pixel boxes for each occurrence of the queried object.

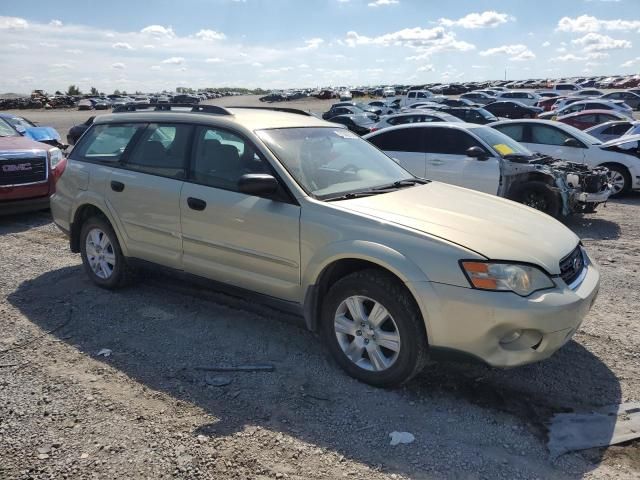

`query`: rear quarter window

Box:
[71,123,145,163]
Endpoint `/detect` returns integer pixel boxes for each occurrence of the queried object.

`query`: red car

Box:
[556,109,630,130]
[0,124,67,215]
[536,96,565,112]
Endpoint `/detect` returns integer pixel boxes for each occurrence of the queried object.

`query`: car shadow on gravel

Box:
[0,210,52,235]
[8,266,621,478]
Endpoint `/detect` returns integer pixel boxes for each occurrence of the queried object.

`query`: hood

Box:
[336,182,579,275]
[0,135,51,152]
[23,126,62,144]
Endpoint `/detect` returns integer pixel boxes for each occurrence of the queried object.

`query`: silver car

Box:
[51,106,600,387]
[371,111,462,132]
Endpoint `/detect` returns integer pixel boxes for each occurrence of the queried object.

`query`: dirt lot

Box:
[1,101,640,479]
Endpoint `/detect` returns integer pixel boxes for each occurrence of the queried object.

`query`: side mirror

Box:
[564,138,581,148]
[466,146,488,160]
[238,173,279,197]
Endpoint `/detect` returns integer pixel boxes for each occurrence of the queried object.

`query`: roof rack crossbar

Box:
[112,103,232,115]
[226,106,313,116]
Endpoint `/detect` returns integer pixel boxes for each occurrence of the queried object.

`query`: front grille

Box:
[559,246,585,286]
[0,156,47,186]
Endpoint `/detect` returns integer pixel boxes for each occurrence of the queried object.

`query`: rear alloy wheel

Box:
[321,269,428,388]
[605,164,631,197]
[80,216,133,289]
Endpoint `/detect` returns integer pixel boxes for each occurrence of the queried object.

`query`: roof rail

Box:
[112,103,232,115]
[226,106,314,116]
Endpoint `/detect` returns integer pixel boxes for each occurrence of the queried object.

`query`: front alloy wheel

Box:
[334,295,401,372]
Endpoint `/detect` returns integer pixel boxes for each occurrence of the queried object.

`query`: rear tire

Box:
[80,216,133,289]
[321,269,428,388]
[513,181,562,218]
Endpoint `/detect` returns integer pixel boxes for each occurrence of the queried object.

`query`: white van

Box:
[400,90,440,107]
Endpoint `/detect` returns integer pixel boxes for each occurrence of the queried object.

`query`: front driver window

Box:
[191,127,270,191]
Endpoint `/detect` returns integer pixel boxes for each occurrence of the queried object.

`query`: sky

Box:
[1,0,640,94]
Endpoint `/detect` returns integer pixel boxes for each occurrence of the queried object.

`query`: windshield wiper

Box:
[323,190,390,201]
[373,178,430,190]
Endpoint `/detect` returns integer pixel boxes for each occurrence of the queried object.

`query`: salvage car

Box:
[483,101,543,119]
[0,113,65,149]
[67,116,95,145]
[329,114,376,135]
[0,120,67,214]
[371,111,462,132]
[556,110,629,131]
[490,119,638,195]
[50,105,600,387]
[364,122,610,217]
[540,99,634,120]
[599,91,640,110]
[585,120,640,143]
[437,106,499,125]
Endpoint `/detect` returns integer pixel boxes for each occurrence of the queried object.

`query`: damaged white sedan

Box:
[364,122,611,218]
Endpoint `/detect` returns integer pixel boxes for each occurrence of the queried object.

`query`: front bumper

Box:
[0,195,50,215]
[407,254,600,368]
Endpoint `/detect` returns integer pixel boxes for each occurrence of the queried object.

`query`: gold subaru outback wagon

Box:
[51,105,600,387]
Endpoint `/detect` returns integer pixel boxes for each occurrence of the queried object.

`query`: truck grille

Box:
[0,156,47,186]
[559,246,585,287]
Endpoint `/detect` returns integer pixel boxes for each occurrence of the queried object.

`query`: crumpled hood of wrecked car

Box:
[336,181,579,274]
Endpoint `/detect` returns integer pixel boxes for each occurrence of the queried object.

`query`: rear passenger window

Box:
[367,128,423,153]
[191,127,270,190]
[603,124,630,135]
[530,125,572,146]
[495,124,525,142]
[72,123,145,163]
[424,128,485,155]
[124,123,192,178]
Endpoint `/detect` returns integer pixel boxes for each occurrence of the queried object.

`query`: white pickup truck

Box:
[400,90,445,107]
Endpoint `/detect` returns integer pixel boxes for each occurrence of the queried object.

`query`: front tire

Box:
[321,269,428,388]
[513,181,562,218]
[603,164,631,197]
[80,216,133,289]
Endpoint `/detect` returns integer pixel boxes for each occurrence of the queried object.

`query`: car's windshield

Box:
[0,118,19,137]
[257,127,415,199]
[472,126,534,157]
[477,108,498,120]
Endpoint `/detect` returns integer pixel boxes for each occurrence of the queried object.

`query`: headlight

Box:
[48,148,63,169]
[460,261,555,296]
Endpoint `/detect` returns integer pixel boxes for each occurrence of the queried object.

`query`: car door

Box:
[105,122,191,269]
[366,127,426,177]
[180,125,301,301]
[423,126,500,194]
[521,123,586,162]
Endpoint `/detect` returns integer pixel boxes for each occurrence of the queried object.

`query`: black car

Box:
[329,114,376,135]
[483,101,543,119]
[322,105,365,120]
[67,116,95,145]
[172,94,200,104]
[439,98,480,108]
[437,106,498,124]
[431,83,468,95]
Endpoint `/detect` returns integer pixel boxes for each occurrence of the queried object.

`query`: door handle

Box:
[110,180,125,192]
[429,160,445,166]
[187,197,207,211]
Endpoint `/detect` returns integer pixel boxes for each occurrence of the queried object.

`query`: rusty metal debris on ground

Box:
[547,402,640,459]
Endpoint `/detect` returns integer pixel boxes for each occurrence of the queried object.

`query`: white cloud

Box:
[150,65,161,70]
[194,29,226,41]
[479,44,535,61]
[0,16,28,30]
[345,26,474,58]
[50,63,72,69]
[161,56,185,64]
[65,48,83,54]
[39,42,59,48]
[438,11,514,29]
[551,54,585,62]
[417,64,434,72]
[621,57,640,68]
[140,25,175,38]
[251,62,263,67]
[571,32,631,51]
[112,42,133,50]
[542,41,551,47]
[557,15,640,33]
[49,19,63,27]
[368,0,399,7]
[205,57,222,63]
[8,42,28,49]
[112,62,126,70]
[297,38,324,51]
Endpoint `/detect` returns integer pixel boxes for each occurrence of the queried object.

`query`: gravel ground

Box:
[1,99,639,479]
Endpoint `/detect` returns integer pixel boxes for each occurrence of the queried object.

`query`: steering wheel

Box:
[339,163,359,174]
